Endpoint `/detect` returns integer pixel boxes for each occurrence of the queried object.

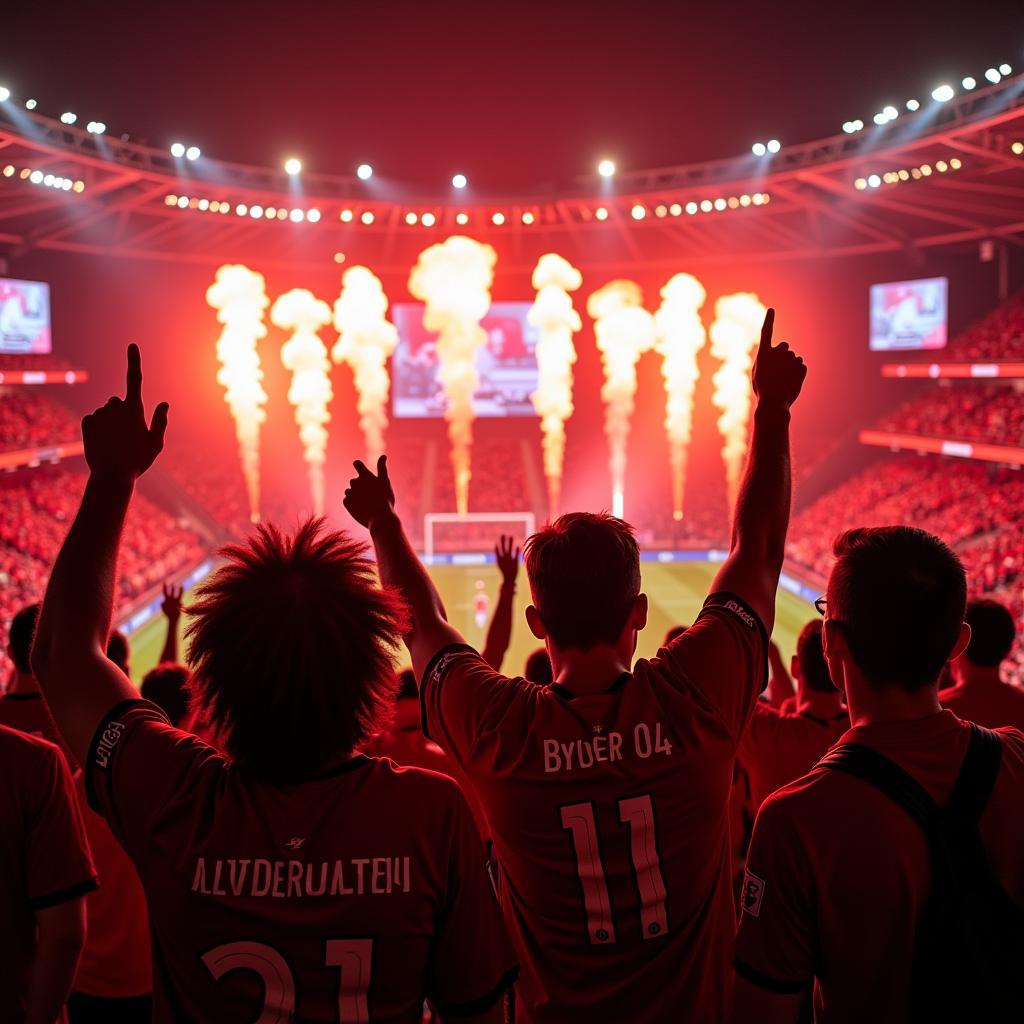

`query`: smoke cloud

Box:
[586,280,656,517]
[654,274,707,521]
[408,236,497,515]
[271,288,334,516]
[528,253,582,517]
[206,264,270,522]
[709,292,767,508]
[332,266,399,464]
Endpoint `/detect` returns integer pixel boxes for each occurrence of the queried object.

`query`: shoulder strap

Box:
[819,742,937,827]
[946,723,1002,824]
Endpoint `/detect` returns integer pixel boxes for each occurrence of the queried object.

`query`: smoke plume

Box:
[271,288,334,516]
[654,274,707,520]
[586,280,656,517]
[206,264,269,522]
[528,253,582,517]
[408,236,497,515]
[332,266,399,464]
[709,292,767,508]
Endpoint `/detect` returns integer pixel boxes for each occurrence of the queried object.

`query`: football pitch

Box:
[127,561,814,685]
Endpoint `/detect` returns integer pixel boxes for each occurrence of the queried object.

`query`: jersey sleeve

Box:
[655,591,768,740]
[25,741,97,909]
[733,795,815,994]
[85,698,221,865]
[420,643,534,771]
[426,788,518,1015]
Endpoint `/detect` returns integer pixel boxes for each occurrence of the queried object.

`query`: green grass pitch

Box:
[127,561,814,686]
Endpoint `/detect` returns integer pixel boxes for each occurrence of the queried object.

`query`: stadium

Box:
[2,8,1024,1022]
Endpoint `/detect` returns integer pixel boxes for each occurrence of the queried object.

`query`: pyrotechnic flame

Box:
[586,280,656,516]
[332,266,399,464]
[206,264,269,522]
[654,274,707,521]
[408,236,497,515]
[709,292,767,508]
[270,288,334,516]
[528,253,582,517]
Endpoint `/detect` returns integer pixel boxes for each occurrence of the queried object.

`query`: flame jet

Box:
[654,274,707,521]
[332,266,399,464]
[586,280,656,518]
[528,253,582,517]
[709,292,767,508]
[271,289,334,516]
[206,264,270,522]
[408,236,497,515]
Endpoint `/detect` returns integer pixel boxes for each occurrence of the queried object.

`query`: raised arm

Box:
[32,345,169,764]
[344,456,465,682]
[158,581,184,665]
[711,309,806,633]
[481,535,519,671]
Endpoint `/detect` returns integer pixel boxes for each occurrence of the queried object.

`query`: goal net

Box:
[423,512,536,560]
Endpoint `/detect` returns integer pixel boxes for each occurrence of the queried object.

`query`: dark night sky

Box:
[4,1,1024,190]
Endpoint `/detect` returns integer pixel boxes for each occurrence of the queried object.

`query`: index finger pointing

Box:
[759,308,775,352]
[126,343,143,406]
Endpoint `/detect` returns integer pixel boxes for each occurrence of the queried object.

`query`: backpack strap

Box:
[945,723,1003,824]
[819,742,938,827]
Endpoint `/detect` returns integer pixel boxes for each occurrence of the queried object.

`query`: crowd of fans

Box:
[0,353,77,373]
[877,382,1024,446]
[0,465,203,652]
[935,291,1024,363]
[787,455,1024,684]
[0,391,81,452]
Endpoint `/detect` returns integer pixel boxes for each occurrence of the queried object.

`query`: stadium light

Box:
[931,84,955,102]
[492,212,505,225]
[421,211,436,227]
[452,173,468,189]
[60,112,77,125]
[25,98,36,110]
[185,145,200,161]
[356,163,373,180]
[284,157,302,175]
[86,121,106,135]
[340,209,354,222]
[0,86,10,103]
[751,142,767,156]
[961,76,976,90]
[631,204,646,219]
[906,99,920,111]
[405,211,418,225]
[307,208,321,222]
[595,206,608,220]
[521,211,535,224]
[170,142,185,158]
[766,139,781,153]
[456,212,468,224]
[999,63,1012,76]
[360,210,374,224]
[597,158,615,177]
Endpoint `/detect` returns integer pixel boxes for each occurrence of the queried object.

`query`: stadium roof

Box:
[1,74,1023,273]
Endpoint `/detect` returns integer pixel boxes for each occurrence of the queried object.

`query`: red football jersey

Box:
[738,701,849,809]
[940,679,1024,732]
[0,725,96,1022]
[0,691,79,775]
[421,592,767,1022]
[735,711,1024,1024]
[87,700,516,1023]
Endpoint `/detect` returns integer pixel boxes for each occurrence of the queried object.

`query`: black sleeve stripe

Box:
[85,698,170,813]
[418,643,480,742]
[734,958,809,995]
[29,875,98,910]
[701,591,770,692]
[433,964,520,1017]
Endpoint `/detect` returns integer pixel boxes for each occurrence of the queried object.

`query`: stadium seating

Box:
[877,383,1023,446]
[0,391,80,452]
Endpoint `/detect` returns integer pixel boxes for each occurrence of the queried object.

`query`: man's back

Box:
[940,679,1024,731]
[87,701,516,1023]
[738,701,849,808]
[0,725,96,1022]
[735,710,1024,1024]
[422,596,765,1022]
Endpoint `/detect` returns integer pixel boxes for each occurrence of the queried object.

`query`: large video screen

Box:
[869,277,947,351]
[0,279,52,354]
[392,302,539,418]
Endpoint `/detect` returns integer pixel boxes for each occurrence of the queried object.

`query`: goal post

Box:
[423,512,537,561]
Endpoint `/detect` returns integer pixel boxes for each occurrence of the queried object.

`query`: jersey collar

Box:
[549,672,631,701]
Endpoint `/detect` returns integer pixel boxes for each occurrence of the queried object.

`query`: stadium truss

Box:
[1,76,1024,273]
